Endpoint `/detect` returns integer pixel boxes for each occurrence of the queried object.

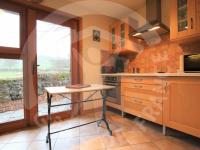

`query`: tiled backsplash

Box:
[101,35,200,73]
[127,35,184,73]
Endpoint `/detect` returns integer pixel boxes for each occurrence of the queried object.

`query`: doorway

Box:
[0,1,81,132]
[36,20,72,116]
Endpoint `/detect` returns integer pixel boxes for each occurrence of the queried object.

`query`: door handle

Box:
[134,99,143,104]
[32,57,40,74]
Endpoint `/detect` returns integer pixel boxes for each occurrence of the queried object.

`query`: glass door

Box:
[36,20,72,116]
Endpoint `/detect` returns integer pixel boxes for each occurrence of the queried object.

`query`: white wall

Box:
[80,0,171,110]
[81,15,116,110]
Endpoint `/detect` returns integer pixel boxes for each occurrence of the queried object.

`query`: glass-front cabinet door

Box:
[120,23,125,48]
[177,0,188,32]
[196,0,200,33]
[111,27,116,50]
[171,0,197,40]
[110,22,120,53]
[171,0,196,40]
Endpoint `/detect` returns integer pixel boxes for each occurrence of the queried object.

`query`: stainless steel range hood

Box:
[130,0,169,39]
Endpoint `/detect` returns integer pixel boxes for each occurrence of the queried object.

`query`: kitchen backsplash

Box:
[126,35,184,73]
[101,35,200,73]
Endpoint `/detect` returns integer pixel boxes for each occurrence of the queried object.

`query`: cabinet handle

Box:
[133,99,143,104]
[156,99,161,103]
[191,18,194,29]
[134,85,143,88]
[164,82,168,94]
[135,78,143,81]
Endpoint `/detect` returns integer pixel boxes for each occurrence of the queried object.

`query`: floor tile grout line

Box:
[0,112,199,150]
[129,142,161,150]
[24,140,34,150]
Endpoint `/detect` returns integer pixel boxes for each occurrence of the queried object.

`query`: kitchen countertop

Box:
[101,73,200,77]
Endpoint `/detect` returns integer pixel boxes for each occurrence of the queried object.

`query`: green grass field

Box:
[0,71,23,80]
[0,71,70,80]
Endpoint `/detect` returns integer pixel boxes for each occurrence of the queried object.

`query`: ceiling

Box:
[108,0,146,10]
[41,0,146,18]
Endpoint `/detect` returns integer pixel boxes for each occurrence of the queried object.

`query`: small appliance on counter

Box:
[101,66,115,73]
[183,54,200,73]
[101,56,126,73]
[114,55,125,73]
[132,67,140,73]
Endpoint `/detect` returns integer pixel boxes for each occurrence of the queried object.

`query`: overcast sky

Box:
[37,20,71,59]
[0,9,20,48]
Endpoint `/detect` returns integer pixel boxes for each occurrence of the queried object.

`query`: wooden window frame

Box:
[0,1,82,133]
[27,9,83,125]
[0,1,26,59]
[0,1,27,134]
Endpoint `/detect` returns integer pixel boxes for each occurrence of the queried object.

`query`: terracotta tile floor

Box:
[0,111,199,150]
[0,98,71,124]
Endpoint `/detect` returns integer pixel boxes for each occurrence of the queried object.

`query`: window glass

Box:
[0,9,20,48]
[37,20,72,116]
[0,59,24,123]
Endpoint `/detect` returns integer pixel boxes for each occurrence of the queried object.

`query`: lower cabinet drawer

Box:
[122,77,163,85]
[122,96,163,124]
[121,83,163,103]
[122,83,163,92]
[122,90,163,103]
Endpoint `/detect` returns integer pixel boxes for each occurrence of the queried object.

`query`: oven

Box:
[103,76,121,104]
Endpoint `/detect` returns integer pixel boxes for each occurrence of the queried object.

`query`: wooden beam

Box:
[8,0,78,19]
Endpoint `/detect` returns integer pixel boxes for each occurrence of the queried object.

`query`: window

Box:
[36,20,72,116]
[0,9,20,48]
[0,59,24,123]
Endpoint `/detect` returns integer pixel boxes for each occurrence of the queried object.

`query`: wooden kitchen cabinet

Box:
[122,77,163,85]
[122,96,163,124]
[110,22,120,53]
[163,78,200,138]
[170,0,200,41]
[121,77,163,125]
[120,76,200,138]
[196,0,200,33]
[110,18,141,55]
[118,18,140,54]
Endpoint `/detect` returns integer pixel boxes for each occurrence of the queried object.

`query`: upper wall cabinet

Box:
[170,0,200,42]
[197,0,200,33]
[110,22,120,52]
[110,18,142,55]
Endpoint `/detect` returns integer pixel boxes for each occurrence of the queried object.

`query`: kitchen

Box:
[102,0,200,148]
[0,0,200,150]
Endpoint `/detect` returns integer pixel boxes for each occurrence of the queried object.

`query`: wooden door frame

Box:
[0,1,82,133]
[0,1,26,58]
[0,1,27,133]
[27,9,82,125]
